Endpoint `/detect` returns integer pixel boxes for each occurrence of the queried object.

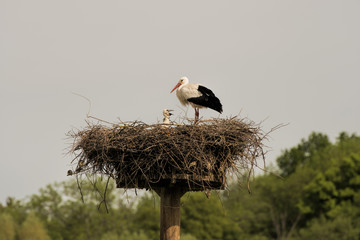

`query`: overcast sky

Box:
[1,1,359,203]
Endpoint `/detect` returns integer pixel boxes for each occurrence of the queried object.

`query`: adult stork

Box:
[170,77,223,122]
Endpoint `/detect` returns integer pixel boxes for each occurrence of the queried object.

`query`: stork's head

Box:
[163,109,173,118]
[170,76,189,93]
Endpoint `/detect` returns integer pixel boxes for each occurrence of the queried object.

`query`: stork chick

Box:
[162,109,173,125]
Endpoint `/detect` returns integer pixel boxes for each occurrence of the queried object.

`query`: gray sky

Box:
[1,1,359,203]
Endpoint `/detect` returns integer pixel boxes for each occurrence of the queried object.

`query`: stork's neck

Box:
[163,117,170,124]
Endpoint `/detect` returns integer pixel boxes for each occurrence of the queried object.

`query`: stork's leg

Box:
[195,108,199,123]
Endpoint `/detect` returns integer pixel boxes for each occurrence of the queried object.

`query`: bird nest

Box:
[68,117,267,192]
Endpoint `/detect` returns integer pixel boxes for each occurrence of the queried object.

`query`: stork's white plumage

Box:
[170,77,222,122]
[162,109,173,125]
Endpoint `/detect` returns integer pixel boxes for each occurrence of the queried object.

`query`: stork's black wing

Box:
[187,85,223,113]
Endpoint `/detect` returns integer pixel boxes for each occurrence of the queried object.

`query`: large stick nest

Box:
[69,117,267,192]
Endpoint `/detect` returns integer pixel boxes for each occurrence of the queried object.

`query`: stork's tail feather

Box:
[208,96,223,113]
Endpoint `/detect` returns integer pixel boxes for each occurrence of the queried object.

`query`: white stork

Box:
[170,77,223,122]
[162,109,173,125]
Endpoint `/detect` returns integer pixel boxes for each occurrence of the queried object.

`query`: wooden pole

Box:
[155,186,185,240]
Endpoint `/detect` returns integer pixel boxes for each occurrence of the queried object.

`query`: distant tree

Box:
[224,182,271,238]
[25,177,136,240]
[100,232,120,240]
[294,133,360,219]
[18,212,51,240]
[100,230,150,240]
[0,213,16,240]
[1,197,27,225]
[26,183,65,240]
[181,233,198,240]
[133,193,160,240]
[276,132,330,177]
[120,230,150,240]
[59,178,135,240]
[225,169,314,240]
[299,153,360,218]
[225,132,360,240]
[294,213,360,240]
[181,192,241,240]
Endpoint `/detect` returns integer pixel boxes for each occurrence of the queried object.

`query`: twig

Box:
[75,175,85,203]
[72,92,114,125]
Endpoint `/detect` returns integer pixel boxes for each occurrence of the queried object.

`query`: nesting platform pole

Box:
[154,186,186,240]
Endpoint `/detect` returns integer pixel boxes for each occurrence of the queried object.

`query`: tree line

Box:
[1,132,360,240]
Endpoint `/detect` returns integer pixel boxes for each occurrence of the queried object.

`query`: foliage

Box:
[276,132,331,177]
[0,213,16,240]
[18,212,51,240]
[133,194,160,240]
[297,134,360,220]
[100,230,150,240]
[181,233,198,240]
[294,213,360,240]
[224,169,314,240]
[181,192,241,240]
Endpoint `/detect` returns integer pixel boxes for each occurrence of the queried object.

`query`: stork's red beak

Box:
[170,83,181,93]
